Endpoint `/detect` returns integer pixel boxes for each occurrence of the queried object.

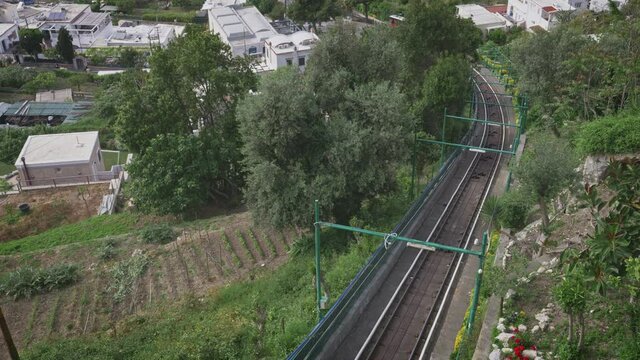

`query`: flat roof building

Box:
[91,24,185,49]
[263,31,319,71]
[33,4,113,49]
[456,4,512,33]
[15,131,107,187]
[208,5,277,57]
[0,23,19,54]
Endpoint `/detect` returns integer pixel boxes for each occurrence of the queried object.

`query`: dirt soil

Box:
[0,183,110,242]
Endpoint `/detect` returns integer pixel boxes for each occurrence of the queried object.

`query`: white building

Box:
[506,0,575,31]
[91,24,185,49]
[456,4,512,34]
[15,131,108,187]
[263,31,319,71]
[201,0,246,11]
[589,0,627,12]
[208,5,277,57]
[28,4,113,49]
[0,23,18,53]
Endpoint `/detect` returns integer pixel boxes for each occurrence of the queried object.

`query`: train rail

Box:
[329,68,510,360]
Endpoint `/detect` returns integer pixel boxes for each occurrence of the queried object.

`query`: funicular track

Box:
[329,68,510,360]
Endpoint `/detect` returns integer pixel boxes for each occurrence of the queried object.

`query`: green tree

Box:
[288,0,341,31]
[483,250,528,316]
[118,48,142,68]
[18,28,44,60]
[55,27,75,63]
[238,68,325,227]
[238,67,413,227]
[554,269,588,349]
[514,134,577,230]
[126,134,218,215]
[305,24,402,110]
[22,72,56,93]
[114,0,135,13]
[398,0,481,96]
[114,31,255,207]
[114,71,188,153]
[414,55,471,134]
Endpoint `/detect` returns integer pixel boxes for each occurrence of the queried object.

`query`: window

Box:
[97,151,101,162]
[298,56,305,66]
[248,46,257,54]
[286,58,293,66]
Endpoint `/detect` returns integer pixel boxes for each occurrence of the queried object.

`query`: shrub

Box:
[140,223,175,244]
[0,66,36,88]
[497,189,532,230]
[109,250,149,302]
[0,264,80,300]
[575,112,640,155]
[97,239,118,260]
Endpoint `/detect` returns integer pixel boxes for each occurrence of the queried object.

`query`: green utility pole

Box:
[314,200,322,322]
[467,231,488,334]
[440,108,447,169]
[410,131,417,200]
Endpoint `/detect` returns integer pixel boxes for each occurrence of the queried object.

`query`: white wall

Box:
[0,24,19,54]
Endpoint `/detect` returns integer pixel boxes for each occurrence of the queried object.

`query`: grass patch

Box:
[0,213,145,255]
[0,161,15,175]
[102,150,129,170]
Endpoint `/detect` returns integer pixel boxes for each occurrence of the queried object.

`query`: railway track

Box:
[330,68,510,360]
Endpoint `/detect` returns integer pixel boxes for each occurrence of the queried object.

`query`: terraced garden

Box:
[0,211,301,353]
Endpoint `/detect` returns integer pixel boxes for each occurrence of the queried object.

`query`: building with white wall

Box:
[0,23,18,53]
[15,131,108,187]
[33,4,113,49]
[208,5,277,57]
[589,0,627,12]
[506,0,574,31]
[262,31,318,71]
[91,24,185,49]
[456,4,512,34]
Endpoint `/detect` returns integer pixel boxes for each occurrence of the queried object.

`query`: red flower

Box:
[515,338,521,344]
[514,328,519,333]
[531,345,537,350]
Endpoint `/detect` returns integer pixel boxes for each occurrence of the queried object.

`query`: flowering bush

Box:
[505,329,537,360]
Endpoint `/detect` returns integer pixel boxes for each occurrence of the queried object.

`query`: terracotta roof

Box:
[484,4,508,14]
[542,6,558,12]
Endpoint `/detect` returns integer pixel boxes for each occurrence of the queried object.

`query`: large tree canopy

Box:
[398,0,481,96]
[239,64,413,227]
[117,30,256,214]
[19,28,44,58]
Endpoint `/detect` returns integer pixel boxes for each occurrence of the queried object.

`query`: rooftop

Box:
[15,131,99,167]
[201,0,246,10]
[456,4,508,28]
[91,24,185,47]
[209,5,276,42]
[35,89,73,103]
[40,4,90,23]
[0,23,17,36]
[266,31,319,54]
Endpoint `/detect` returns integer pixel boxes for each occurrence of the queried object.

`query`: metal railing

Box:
[16,172,117,191]
[288,128,477,360]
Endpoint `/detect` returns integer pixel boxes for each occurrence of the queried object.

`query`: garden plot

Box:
[0,212,302,353]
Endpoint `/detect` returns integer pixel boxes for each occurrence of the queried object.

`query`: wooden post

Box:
[0,306,19,360]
